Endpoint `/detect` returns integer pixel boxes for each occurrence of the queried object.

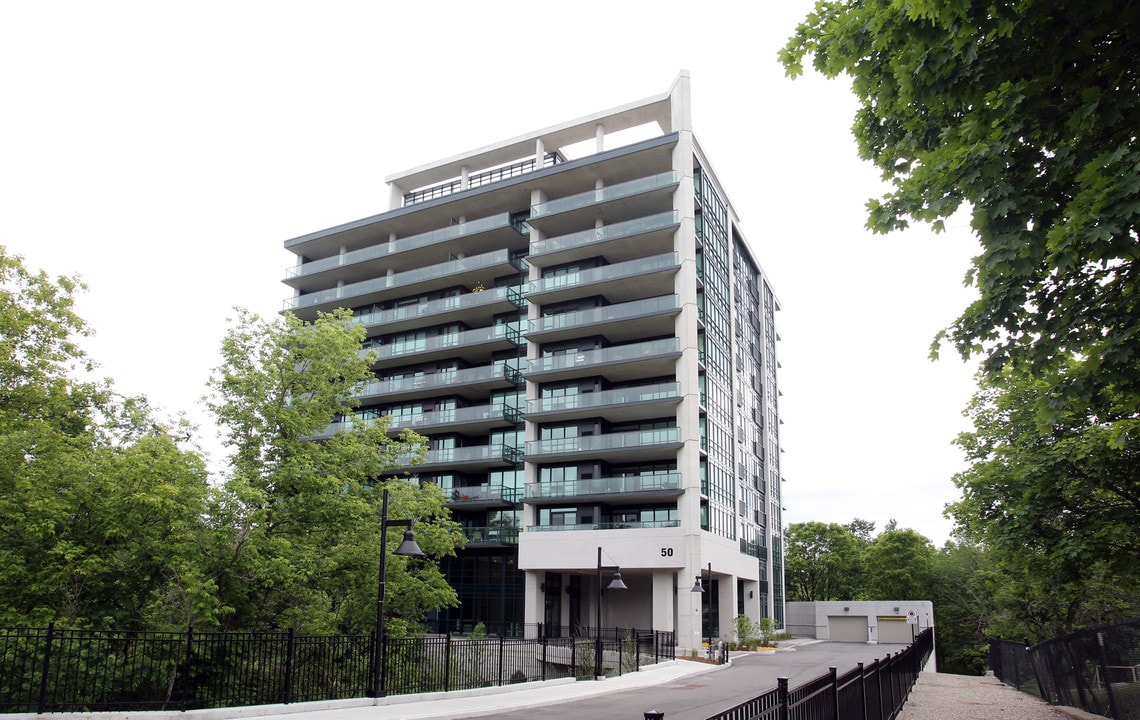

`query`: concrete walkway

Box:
[897,671,1105,720]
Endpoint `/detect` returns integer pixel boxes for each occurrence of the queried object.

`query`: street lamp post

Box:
[691,562,712,650]
[372,487,425,697]
[594,546,627,679]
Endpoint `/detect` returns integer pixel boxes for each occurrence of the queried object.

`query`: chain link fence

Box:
[991,617,1140,719]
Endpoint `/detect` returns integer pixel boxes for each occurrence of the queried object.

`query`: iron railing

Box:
[704,627,934,720]
[991,617,1140,719]
[0,623,675,713]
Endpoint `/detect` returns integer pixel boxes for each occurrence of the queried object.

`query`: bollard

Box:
[644,711,665,719]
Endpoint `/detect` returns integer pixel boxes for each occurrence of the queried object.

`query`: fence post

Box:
[541,636,547,681]
[1095,631,1121,720]
[777,676,789,720]
[444,633,452,693]
[830,666,839,720]
[498,634,505,687]
[874,656,884,720]
[635,629,640,671]
[36,622,54,715]
[857,662,867,720]
[283,628,295,705]
[181,625,194,711]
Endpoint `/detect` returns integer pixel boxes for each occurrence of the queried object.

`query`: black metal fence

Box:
[991,617,1140,719]
[0,623,675,713]
[704,627,934,720]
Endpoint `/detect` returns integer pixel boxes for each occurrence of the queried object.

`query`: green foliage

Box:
[861,529,936,601]
[758,617,776,647]
[2,246,464,636]
[782,3,1140,434]
[785,521,863,601]
[949,366,1140,639]
[0,246,211,629]
[732,614,759,645]
[783,2,1140,661]
[203,308,463,634]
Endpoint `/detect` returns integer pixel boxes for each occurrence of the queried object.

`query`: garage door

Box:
[828,615,869,642]
[877,616,914,644]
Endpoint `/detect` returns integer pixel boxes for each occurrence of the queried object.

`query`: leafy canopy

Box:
[0,246,210,629]
[782,1,1140,436]
[203,308,464,634]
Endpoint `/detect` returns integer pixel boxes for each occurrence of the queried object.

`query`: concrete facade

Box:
[282,71,785,653]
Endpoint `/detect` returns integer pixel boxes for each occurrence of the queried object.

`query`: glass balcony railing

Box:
[353,363,522,400]
[525,472,682,501]
[353,286,524,328]
[530,171,678,219]
[527,520,680,532]
[529,211,679,258]
[461,525,521,545]
[528,296,678,336]
[445,484,521,504]
[527,253,679,297]
[526,428,681,457]
[528,382,679,415]
[386,404,508,431]
[365,323,524,363]
[526,338,680,377]
[284,249,525,312]
[400,445,520,468]
[285,214,513,279]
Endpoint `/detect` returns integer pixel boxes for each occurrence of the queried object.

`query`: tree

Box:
[781,2,1140,437]
[861,528,936,601]
[203,308,463,634]
[0,246,211,628]
[928,541,1001,674]
[784,521,862,601]
[948,366,1140,636]
[845,518,876,546]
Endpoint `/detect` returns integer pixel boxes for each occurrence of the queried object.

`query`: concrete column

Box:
[535,138,545,164]
[524,571,542,626]
[652,570,675,633]
[595,123,604,153]
[717,572,737,643]
[460,165,469,191]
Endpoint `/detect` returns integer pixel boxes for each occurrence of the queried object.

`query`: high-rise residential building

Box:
[282,71,784,652]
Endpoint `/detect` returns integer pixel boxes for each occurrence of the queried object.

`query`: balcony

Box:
[366,323,524,370]
[444,483,521,509]
[524,472,683,505]
[527,171,679,236]
[527,520,680,532]
[283,214,522,288]
[526,295,679,344]
[385,403,520,435]
[397,445,522,473]
[525,253,679,306]
[353,363,523,404]
[528,211,679,268]
[525,338,681,384]
[354,286,524,337]
[525,428,682,463]
[461,525,520,546]
[526,382,681,424]
[284,249,525,319]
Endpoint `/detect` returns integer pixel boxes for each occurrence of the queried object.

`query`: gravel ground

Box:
[897,672,1104,720]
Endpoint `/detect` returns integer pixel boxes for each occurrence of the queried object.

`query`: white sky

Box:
[1,1,980,545]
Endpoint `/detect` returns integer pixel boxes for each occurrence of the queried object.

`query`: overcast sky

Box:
[1,1,981,545]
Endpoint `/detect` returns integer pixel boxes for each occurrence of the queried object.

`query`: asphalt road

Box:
[461,642,912,720]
